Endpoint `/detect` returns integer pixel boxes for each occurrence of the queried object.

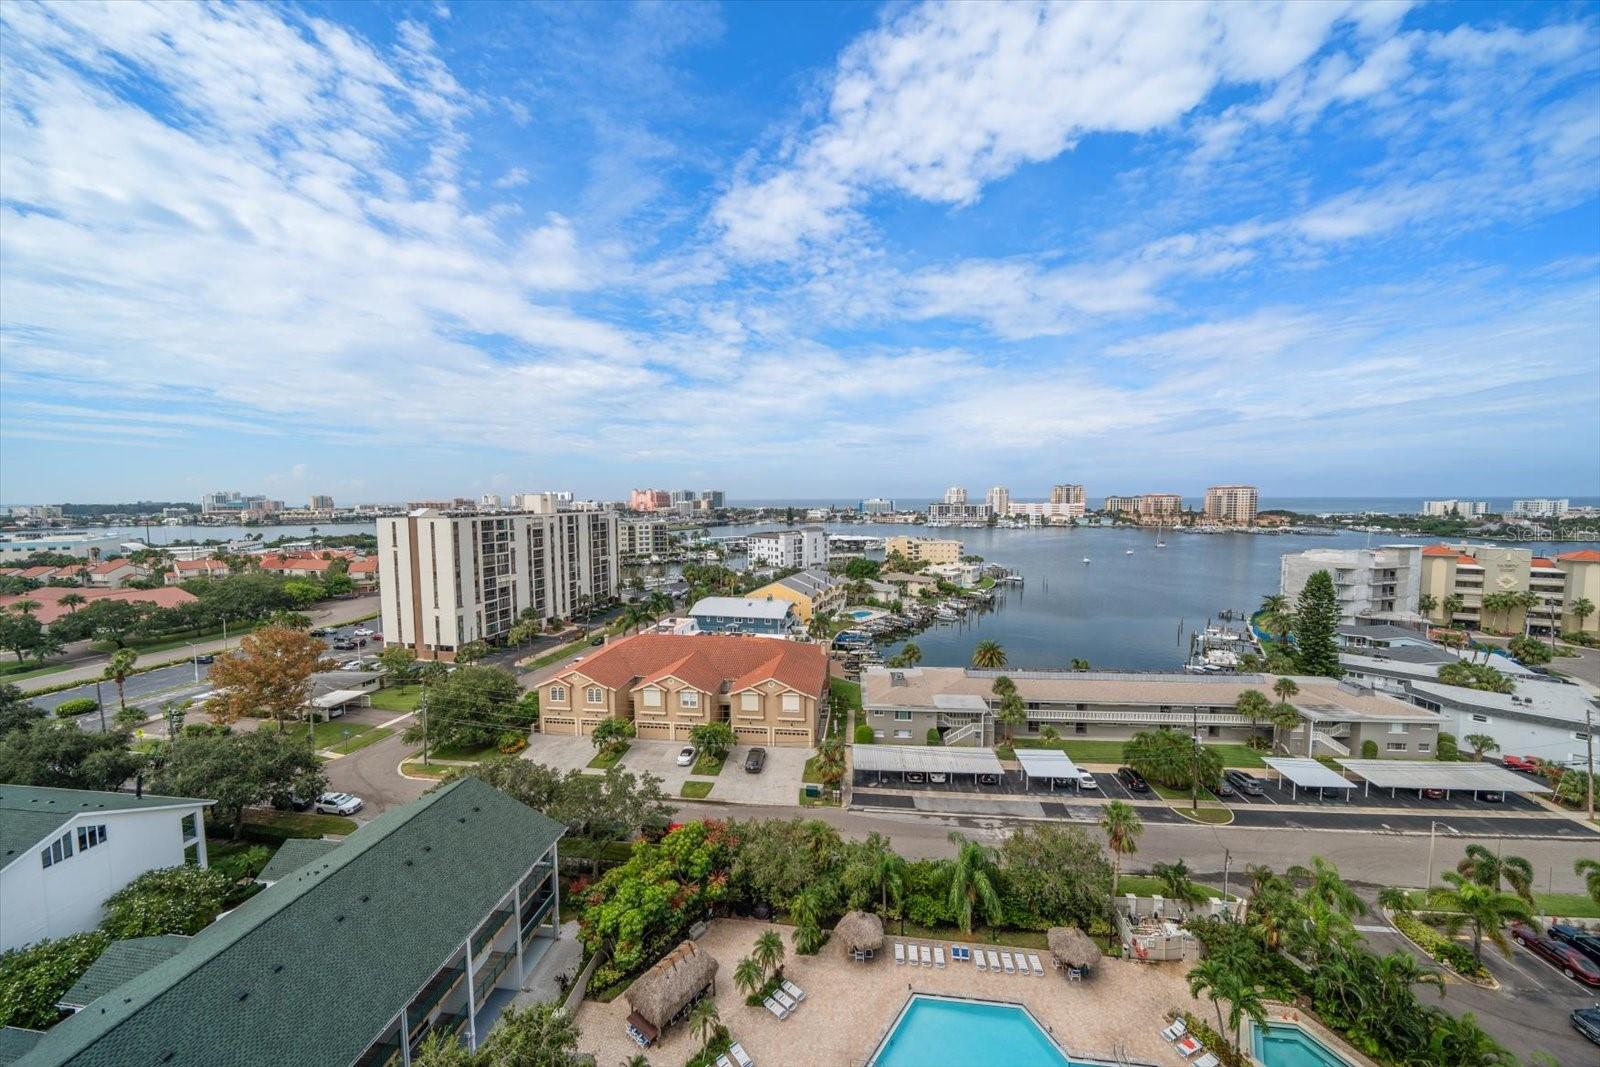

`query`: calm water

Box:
[717,522,1600,671]
[1252,1023,1351,1067]
[871,996,1073,1067]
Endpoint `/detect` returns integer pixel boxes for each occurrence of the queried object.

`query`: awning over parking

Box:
[852,746,1004,776]
[1262,757,1356,799]
[310,689,369,712]
[1014,749,1079,780]
[1334,759,1551,796]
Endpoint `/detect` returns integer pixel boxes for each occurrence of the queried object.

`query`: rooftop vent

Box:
[890,672,906,687]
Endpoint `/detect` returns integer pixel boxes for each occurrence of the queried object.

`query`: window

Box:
[1470,714,1489,724]
[1417,743,1432,753]
[680,691,699,709]
[40,832,73,869]
[1576,731,1591,742]
[894,710,912,722]
[549,686,567,703]
[76,825,107,851]
[782,693,800,713]
[1385,741,1407,752]
[893,729,912,739]
[1074,723,1087,735]
[741,692,759,712]
[586,687,604,705]
[642,687,661,707]
[1388,722,1409,734]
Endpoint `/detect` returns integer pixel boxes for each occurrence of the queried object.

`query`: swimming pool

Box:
[870,995,1076,1067]
[1250,1021,1351,1067]
[848,608,878,620]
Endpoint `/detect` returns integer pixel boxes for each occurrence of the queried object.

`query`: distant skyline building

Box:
[479,493,502,509]
[1421,499,1489,518]
[746,526,828,569]
[860,497,896,514]
[1203,485,1259,525]
[1102,495,1138,515]
[926,502,990,522]
[200,491,280,517]
[1050,484,1085,508]
[985,485,1010,516]
[308,495,334,511]
[628,488,672,511]
[943,486,968,505]
[1510,498,1569,518]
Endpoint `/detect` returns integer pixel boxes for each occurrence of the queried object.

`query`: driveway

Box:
[520,734,602,774]
[710,744,811,805]
[617,739,699,793]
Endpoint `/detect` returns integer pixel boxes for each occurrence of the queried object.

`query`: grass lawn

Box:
[284,720,382,751]
[1118,874,1233,900]
[1151,783,1234,824]
[828,678,861,739]
[369,685,423,712]
[0,660,75,683]
[1171,806,1234,825]
[1407,888,1600,919]
[691,752,725,776]
[423,740,498,762]
[681,780,714,799]
[894,921,1049,951]
[401,760,453,779]
[799,755,841,806]
[587,742,629,769]
[242,809,357,837]
[1009,737,1265,768]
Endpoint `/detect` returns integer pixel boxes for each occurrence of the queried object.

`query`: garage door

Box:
[635,721,673,739]
[733,726,769,743]
[773,728,812,746]
[541,717,577,735]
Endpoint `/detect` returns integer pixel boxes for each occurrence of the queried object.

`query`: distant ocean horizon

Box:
[729,496,1600,515]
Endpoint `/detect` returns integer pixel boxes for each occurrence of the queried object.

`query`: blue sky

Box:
[1,0,1597,505]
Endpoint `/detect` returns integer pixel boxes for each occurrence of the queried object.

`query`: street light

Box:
[185,641,200,682]
[1425,821,1459,895]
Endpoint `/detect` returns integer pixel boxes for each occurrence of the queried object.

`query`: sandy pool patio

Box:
[575,919,1196,1066]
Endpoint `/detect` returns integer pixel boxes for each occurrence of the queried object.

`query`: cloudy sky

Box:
[1,0,1597,505]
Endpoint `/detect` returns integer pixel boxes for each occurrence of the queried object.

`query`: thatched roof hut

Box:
[834,910,885,953]
[1047,926,1101,970]
[625,940,719,1031]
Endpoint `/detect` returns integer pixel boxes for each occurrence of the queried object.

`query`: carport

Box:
[852,745,1004,788]
[1015,749,1081,792]
[1333,759,1553,801]
[1262,757,1357,801]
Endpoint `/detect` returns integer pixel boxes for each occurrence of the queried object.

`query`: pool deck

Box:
[575,918,1195,1067]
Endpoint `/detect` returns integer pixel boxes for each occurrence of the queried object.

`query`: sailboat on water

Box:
[1155,522,1167,549]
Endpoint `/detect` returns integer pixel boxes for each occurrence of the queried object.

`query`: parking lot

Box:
[520,736,810,806]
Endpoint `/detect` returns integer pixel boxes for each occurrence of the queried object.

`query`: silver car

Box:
[315,792,363,816]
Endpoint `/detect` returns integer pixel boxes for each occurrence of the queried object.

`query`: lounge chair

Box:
[919,944,932,966]
[731,1044,756,1067]
[1027,953,1045,976]
[934,946,946,968]
[1001,951,1017,974]
[986,950,1001,971]
[1192,1055,1219,1067]
[1161,1020,1187,1042]
[716,1056,734,1067]
[895,942,906,965]
[772,989,798,1013]
[1067,966,1082,982]
[763,996,790,1021]
[1175,1035,1203,1058]
[975,948,987,971]
[780,978,806,1003]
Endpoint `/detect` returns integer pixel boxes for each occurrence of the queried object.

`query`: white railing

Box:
[941,721,986,746]
[1311,731,1350,756]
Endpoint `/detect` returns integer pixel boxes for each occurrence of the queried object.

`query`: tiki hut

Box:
[835,910,885,960]
[624,940,718,1046]
[1047,926,1101,974]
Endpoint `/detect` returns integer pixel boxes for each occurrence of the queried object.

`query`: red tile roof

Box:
[1421,545,1457,557]
[347,558,378,574]
[17,566,61,578]
[90,560,134,574]
[1457,555,1480,566]
[0,586,196,625]
[1558,549,1600,563]
[1531,557,1557,569]
[173,558,230,573]
[557,633,826,696]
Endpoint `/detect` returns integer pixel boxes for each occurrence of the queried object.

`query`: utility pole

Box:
[420,682,430,768]
[95,679,106,733]
[1191,704,1200,812]
[1586,701,1594,823]
[1222,848,1232,905]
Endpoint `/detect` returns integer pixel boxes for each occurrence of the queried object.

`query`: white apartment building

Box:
[1279,545,1424,626]
[619,518,670,557]
[746,526,829,569]
[1511,499,1569,518]
[926,503,991,522]
[2,786,212,952]
[1007,501,1084,522]
[378,508,618,660]
[943,486,968,505]
[860,497,896,514]
[1203,485,1259,525]
[985,486,1011,516]
[1422,499,1489,518]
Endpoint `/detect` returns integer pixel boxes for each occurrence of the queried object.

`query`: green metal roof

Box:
[0,787,211,871]
[0,1028,42,1066]
[255,837,341,884]
[58,937,190,1010]
[17,777,564,1067]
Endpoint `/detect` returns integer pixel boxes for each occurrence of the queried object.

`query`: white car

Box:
[1076,771,1099,791]
[675,746,697,767]
[352,627,374,637]
[315,792,363,816]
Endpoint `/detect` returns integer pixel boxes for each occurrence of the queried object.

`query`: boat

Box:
[1081,557,1091,564]
[1124,548,1134,555]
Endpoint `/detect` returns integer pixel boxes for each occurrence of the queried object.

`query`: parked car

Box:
[1051,776,1076,789]
[1224,769,1264,796]
[195,654,214,665]
[352,627,374,637]
[1215,780,1237,798]
[1076,770,1099,791]
[309,627,331,637]
[1115,767,1149,793]
[904,772,926,784]
[928,772,947,784]
[332,639,357,651]
[1550,923,1600,966]
[675,746,696,767]
[1513,925,1600,985]
[744,748,768,774]
[1573,1006,1600,1046]
[1502,754,1539,772]
[1421,787,1446,800]
[272,792,312,812]
[1480,791,1503,803]
[977,773,999,786]
[590,634,606,646]
[315,792,363,816]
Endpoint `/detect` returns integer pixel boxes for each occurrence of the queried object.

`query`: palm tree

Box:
[996,692,1026,743]
[1272,677,1299,703]
[1267,700,1304,756]
[645,590,674,618]
[814,735,846,790]
[1418,592,1438,619]
[1039,725,1059,744]
[1456,845,1533,904]
[1576,858,1600,907]
[862,832,908,914]
[1442,593,1465,624]
[59,592,87,615]
[1432,869,1534,965]
[1258,593,1292,645]
[103,648,139,713]
[1570,597,1595,635]
[1151,859,1206,905]
[620,604,650,634]
[1287,857,1365,918]
[990,675,1015,699]
[899,641,922,666]
[688,998,720,1052]
[971,640,1007,669]
[1376,886,1415,917]
[733,955,765,998]
[1462,733,1499,761]
[945,832,1002,933]
[1070,658,1090,671]
[620,1055,651,1067]
[752,929,784,977]
[1186,950,1266,1048]
[11,599,40,618]
[1099,801,1143,903]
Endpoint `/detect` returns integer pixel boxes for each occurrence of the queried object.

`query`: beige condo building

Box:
[885,536,965,564]
[1203,485,1259,525]
[1420,544,1600,636]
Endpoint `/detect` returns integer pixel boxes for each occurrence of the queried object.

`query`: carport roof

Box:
[853,746,1004,775]
[1014,749,1079,779]
[1333,759,1551,793]
[1262,758,1355,790]
[310,688,370,709]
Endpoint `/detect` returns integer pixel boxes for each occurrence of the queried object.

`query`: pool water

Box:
[1251,1022,1350,1067]
[849,609,877,620]
[871,995,1075,1067]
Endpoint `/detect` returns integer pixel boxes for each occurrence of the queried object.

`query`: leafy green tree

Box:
[455,759,669,867]
[1293,570,1342,676]
[689,722,735,762]
[971,640,1007,669]
[1122,729,1221,791]
[1577,858,1600,907]
[1069,658,1090,671]
[1436,661,1514,694]
[150,730,326,840]
[281,578,323,608]
[854,722,875,744]
[733,956,765,998]
[476,1002,581,1067]
[1151,859,1207,906]
[0,931,111,1029]
[1417,592,1437,619]
[841,831,907,914]
[589,717,634,755]
[1462,733,1499,760]
[997,824,1111,930]
[789,888,827,953]
[1099,801,1143,901]
[205,626,328,731]
[377,645,418,684]
[404,665,524,750]
[101,865,233,938]
[0,610,46,663]
[1431,869,1535,965]
[0,717,144,790]
[945,832,1002,933]
[844,557,880,581]
[103,648,139,713]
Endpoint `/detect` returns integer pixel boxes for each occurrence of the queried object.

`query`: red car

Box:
[1502,755,1538,772]
[1513,925,1600,986]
